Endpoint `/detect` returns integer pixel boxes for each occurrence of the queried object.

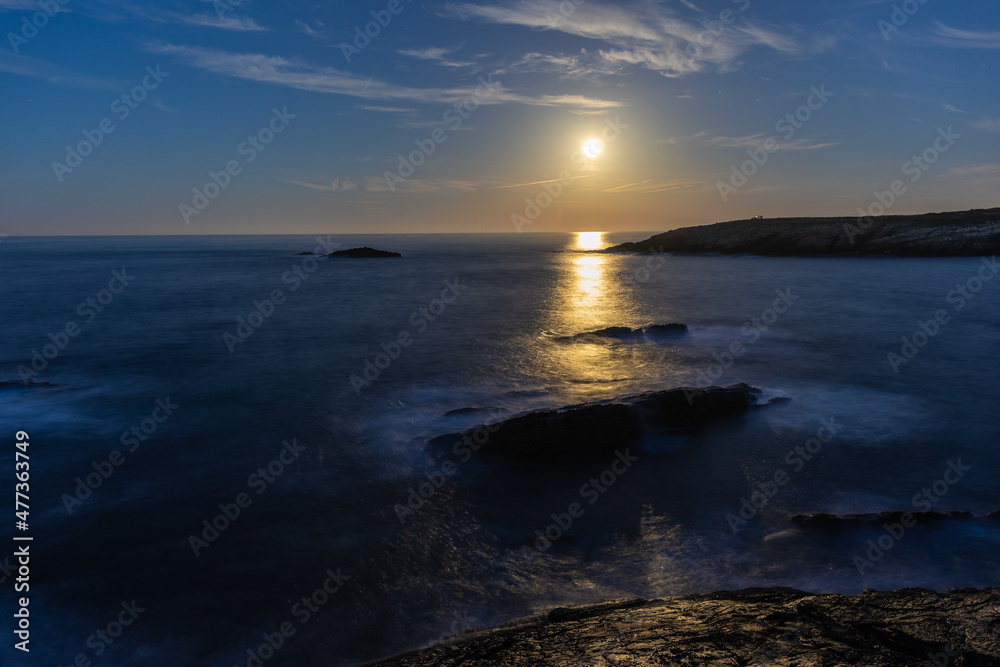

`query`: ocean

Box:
[1,233,998,666]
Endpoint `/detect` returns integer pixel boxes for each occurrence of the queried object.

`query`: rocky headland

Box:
[606,208,1000,257]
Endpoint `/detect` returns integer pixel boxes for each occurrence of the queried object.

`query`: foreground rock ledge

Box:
[368,587,1000,666]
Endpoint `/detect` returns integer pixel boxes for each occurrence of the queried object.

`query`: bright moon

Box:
[582,138,604,159]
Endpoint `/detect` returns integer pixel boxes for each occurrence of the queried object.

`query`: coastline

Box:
[606,208,1000,257]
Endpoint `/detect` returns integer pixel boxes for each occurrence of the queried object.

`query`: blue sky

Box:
[1,0,998,234]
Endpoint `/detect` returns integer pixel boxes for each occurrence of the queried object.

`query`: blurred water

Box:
[0,233,998,666]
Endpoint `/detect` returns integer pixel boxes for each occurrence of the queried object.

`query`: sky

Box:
[1,0,998,235]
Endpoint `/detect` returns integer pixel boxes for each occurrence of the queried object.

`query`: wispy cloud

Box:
[397,45,477,68]
[143,42,622,111]
[491,175,591,189]
[0,0,54,9]
[80,0,271,32]
[707,133,839,152]
[295,19,326,39]
[947,164,1000,178]
[445,0,833,77]
[602,179,701,193]
[494,50,622,78]
[356,105,417,113]
[604,179,651,192]
[0,50,119,89]
[656,131,708,145]
[534,93,620,109]
[971,116,1000,133]
[447,1,660,41]
[641,182,702,193]
[175,13,267,32]
[945,164,1000,188]
[363,177,479,193]
[931,22,1000,49]
[152,99,180,113]
[284,178,357,191]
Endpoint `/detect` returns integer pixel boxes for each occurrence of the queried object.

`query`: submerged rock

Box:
[645,323,688,336]
[427,383,768,459]
[368,587,1000,666]
[326,247,401,258]
[554,323,687,342]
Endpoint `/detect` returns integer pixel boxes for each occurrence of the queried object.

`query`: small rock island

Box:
[327,247,401,258]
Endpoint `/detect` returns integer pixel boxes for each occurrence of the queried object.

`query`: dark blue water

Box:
[1,234,998,666]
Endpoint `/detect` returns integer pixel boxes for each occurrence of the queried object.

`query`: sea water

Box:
[1,233,998,665]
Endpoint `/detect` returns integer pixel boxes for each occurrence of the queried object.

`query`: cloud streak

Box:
[491,175,591,189]
[707,133,840,152]
[446,0,832,77]
[971,117,1000,133]
[397,45,477,68]
[75,1,269,32]
[948,164,1000,177]
[284,178,357,191]
[0,0,54,8]
[494,51,623,79]
[602,179,701,193]
[174,13,267,32]
[0,50,119,89]
[931,23,1000,49]
[363,177,479,193]
[144,42,622,110]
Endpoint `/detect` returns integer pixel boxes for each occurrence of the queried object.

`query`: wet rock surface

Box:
[368,587,1000,666]
[427,384,767,460]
